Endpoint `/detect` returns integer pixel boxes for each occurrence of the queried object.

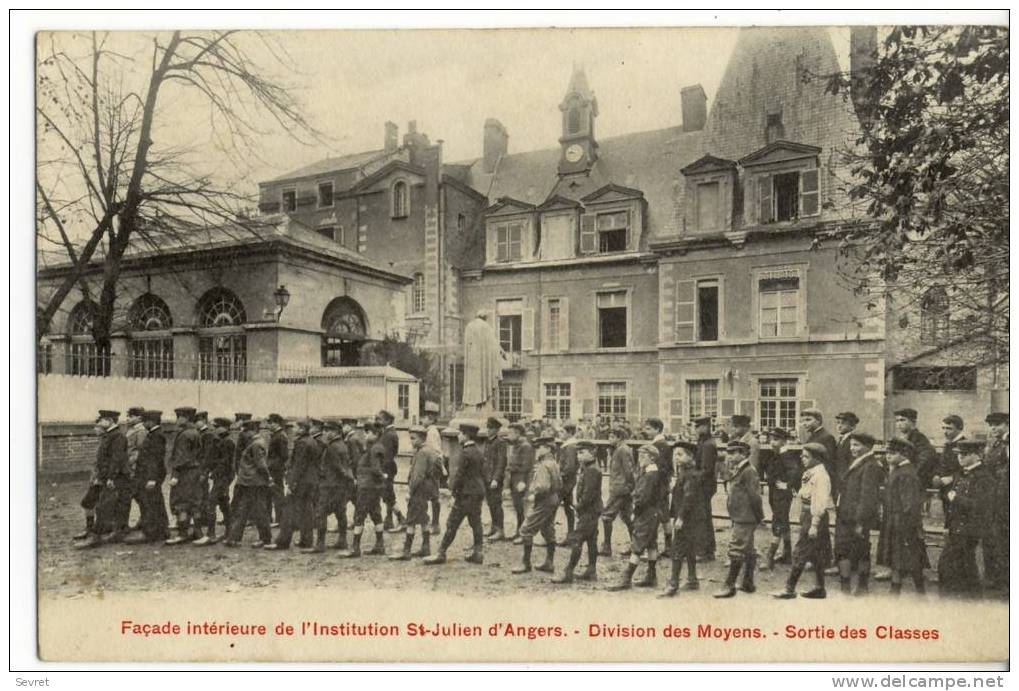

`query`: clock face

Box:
[565,144,584,163]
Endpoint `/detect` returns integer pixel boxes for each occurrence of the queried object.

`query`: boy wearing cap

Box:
[192,412,217,542]
[934,415,966,528]
[122,406,147,533]
[196,418,234,545]
[424,424,486,565]
[340,423,388,557]
[762,429,801,570]
[166,407,204,545]
[643,418,674,552]
[225,419,272,547]
[375,410,405,532]
[609,444,662,590]
[800,409,837,485]
[483,417,508,542]
[599,428,635,557]
[714,441,764,598]
[421,405,446,535]
[833,412,860,502]
[505,423,535,543]
[126,410,170,543]
[267,419,322,551]
[552,440,603,584]
[556,421,580,544]
[693,416,719,561]
[772,442,834,599]
[877,438,929,594]
[306,420,354,552]
[75,410,129,548]
[985,412,1009,590]
[512,435,562,574]
[659,441,709,596]
[893,408,937,493]
[729,414,760,472]
[834,431,883,594]
[938,440,994,595]
[392,426,440,560]
[266,414,290,528]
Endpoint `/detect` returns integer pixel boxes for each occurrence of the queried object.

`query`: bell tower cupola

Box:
[558,63,598,175]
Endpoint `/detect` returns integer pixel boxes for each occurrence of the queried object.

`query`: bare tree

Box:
[36,30,320,347]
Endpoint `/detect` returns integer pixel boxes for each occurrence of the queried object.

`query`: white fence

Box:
[38,370,419,423]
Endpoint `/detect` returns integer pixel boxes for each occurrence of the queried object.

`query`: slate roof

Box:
[266,149,389,184]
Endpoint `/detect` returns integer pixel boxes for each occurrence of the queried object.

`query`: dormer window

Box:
[680,155,737,234]
[757,169,819,223]
[391,180,409,218]
[282,189,297,213]
[494,221,523,262]
[739,141,822,227]
[596,211,628,252]
[318,181,334,208]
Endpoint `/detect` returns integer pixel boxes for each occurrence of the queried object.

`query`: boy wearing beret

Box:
[552,440,603,584]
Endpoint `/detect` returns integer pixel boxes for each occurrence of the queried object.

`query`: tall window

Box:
[758,168,819,223]
[321,297,368,367]
[318,181,334,208]
[282,189,297,213]
[197,288,246,381]
[411,273,426,313]
[687,380,719,424]
[697,279,719,341]
[759,275,800,338]
[597,291,627,348]
[919,287,950,345]
[494,222,523,262]
[544,383,571,420]
[391,180,409,218]
[448,363,464,408]
[696,182,721,231]
[546,298,561,351]
[759,378,798,431]
[496,299,523,353]
[498,382,523,420]
[596,210,628,253]
[67,300,110,376]
[597,382,627,417]
[128,294,174,379]
[397,383,411,420]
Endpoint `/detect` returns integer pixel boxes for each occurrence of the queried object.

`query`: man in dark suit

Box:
[75,410,130,548]
[893,408,937,492]
[424,423,486,565]
[835,432,883,594]
[938,439,995,595]
[693,416,718,561]
[801,408,838,486]
[266,418,322,551]
[166,407,203,545]
[833,411,859,502]
[305,419,354,553]
[125,409,170,544]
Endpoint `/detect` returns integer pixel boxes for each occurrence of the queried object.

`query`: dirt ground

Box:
[38,477,956,602]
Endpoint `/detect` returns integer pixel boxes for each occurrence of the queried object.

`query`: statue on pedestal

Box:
[462,310,506,413]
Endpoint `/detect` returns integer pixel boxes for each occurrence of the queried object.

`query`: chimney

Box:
[483,118,508,174]
[403,120,432,166]
[384,121,398,153]
[681,84,707,132]
[850,26,878,127]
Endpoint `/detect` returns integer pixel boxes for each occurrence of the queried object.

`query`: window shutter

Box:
[522,307,535,351]
[758,175,773,224]
[800,169,819,217]
[744,176,756,227]
[582,399,594,416]
[559,297,570,352]
[720,399,736,417]
[627,398,640,422]
[675,279,696,342]
[625,208,633,250]
[522,398,533,416]
[579,213,596,253]
[486,225,496,264]
[685,182,698,233]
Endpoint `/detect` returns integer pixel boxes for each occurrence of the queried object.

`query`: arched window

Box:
[567,107,581,134]
[66,300,109,376]
[920,287,950,345]
[196,288,246,381]
[197,288,246,328]
[391,180,409,218]
[128,294,174,379]
[321,297,368,367]
[411,273,425,313]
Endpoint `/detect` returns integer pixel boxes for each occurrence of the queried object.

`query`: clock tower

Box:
[558,64,599,176]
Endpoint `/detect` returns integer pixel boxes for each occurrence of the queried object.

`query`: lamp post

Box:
[272,284,291,322]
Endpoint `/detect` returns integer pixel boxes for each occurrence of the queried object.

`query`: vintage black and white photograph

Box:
[25,13,1009,665]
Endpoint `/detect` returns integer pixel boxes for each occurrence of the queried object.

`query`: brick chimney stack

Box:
[384,121,399,153]
[483,118,508,173]
[681,84,707,132]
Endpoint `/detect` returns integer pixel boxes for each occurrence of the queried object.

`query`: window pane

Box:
[697,283,719,341]
[697,182,720,230]
[599,306,627,348]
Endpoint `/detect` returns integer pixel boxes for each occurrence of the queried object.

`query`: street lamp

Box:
[272,284,291,322]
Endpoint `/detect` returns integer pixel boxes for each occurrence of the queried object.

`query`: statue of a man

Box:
[462,310,505,409]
